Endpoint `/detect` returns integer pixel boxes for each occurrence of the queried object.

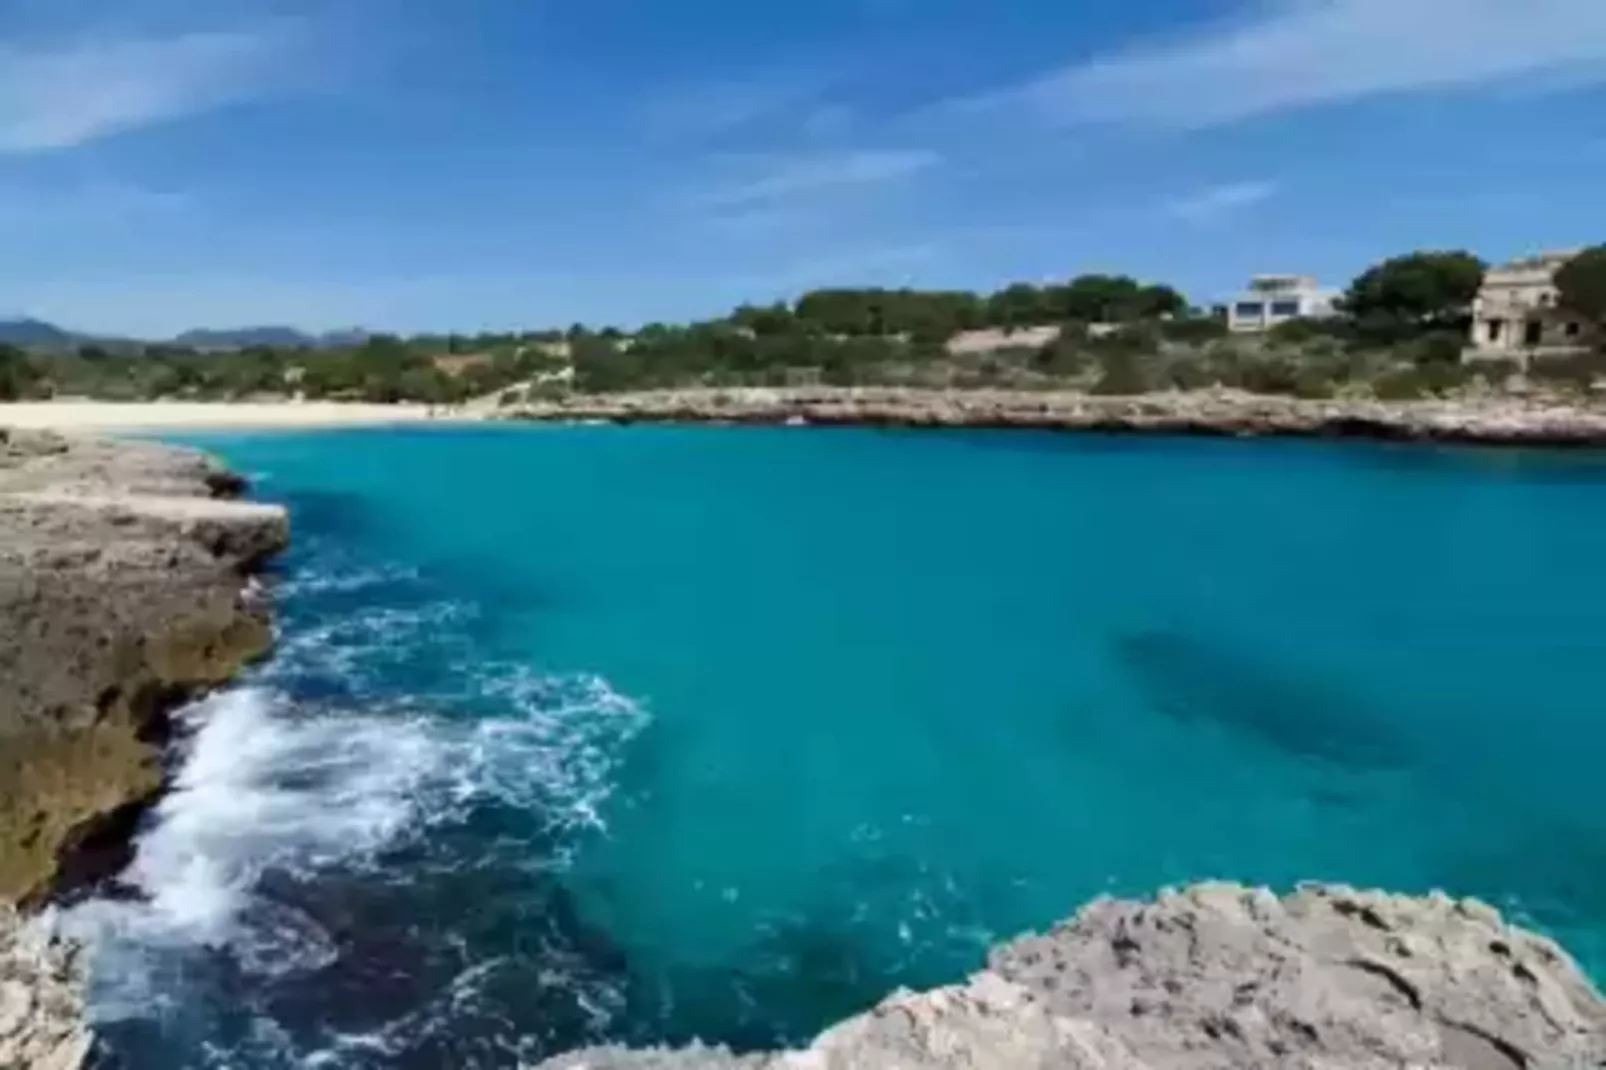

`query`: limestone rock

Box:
[0,908,89,1070]
[535,883,1606,1070]
[0,428,288,906]
[508,387,1606,447]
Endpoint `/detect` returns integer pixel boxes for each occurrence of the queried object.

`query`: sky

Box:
[2,0,1606,337]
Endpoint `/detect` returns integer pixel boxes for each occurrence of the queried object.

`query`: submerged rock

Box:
[0,428,288,907]
[536,882,1606,1070]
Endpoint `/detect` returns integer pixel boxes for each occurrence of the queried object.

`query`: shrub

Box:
[1529,351,1606,393]
[1163,356,1213,391]
[1202,343,1249,387]
[1410,330,1470,366]
[1091,350,1154,395]
[1159,316,1228,344]
[1371,368,1428,400]
[1416,361,1472,395]
[1087,323,1161,358]
[1268,317,1336,345]
[1292,366,1338,399]
[1035,337,1089,377]
[1468,357,1520,388]
[1238,355,1302,395]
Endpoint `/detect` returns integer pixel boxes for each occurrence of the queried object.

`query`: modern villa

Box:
[1224,275,1340,333]
[1467,250,1586,361]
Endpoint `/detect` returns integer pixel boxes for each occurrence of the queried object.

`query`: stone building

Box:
[1467,250,1587,360]
[1224,275,1339,333]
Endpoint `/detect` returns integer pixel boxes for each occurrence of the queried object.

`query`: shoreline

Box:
[5,424,1604,1069]
[506,387,1606,448]
[1,427,289,1067]
[0,400,476,433]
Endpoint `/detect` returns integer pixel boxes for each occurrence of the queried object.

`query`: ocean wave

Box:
[59,668,647,1038]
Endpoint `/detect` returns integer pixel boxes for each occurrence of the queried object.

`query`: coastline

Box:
[4,423,1605,1069]
[1,429,288,907]
[506,387,1606,448]
[0,426,289,1065]
[0,400,473,433]
[539,883,1606,1070]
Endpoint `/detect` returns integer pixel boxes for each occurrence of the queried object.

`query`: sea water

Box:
[60,424,1606,1069]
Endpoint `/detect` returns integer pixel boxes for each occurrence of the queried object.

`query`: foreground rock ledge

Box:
[509,388,1606,447]
[0,907,88,1069]
[539,883,1606,1070]
[0,428,288,908]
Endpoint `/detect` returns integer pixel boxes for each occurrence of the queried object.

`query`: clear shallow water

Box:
[62,425,1606,1068]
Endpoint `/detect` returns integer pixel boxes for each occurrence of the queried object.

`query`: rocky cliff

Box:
[509,387,1606,447]
[539,883,1605,1070]
[0,428,288,907]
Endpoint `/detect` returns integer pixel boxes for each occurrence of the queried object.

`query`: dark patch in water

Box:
[1117,630,1411,771]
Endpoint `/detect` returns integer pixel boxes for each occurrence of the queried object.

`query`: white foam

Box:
[59,667,646,1033]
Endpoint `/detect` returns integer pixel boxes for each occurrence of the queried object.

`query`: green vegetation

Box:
[1556,245,1606,335]
[3,251,1603,405]
[1338,251,1486,343]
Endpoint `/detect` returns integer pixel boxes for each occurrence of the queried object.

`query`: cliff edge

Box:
[539,883,1605,1070]
[0,428,288,908]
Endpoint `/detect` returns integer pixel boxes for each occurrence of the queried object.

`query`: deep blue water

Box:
[65,424,1606,1068]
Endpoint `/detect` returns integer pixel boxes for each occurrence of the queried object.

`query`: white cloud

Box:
[994,0,1606,127]
[1164,180,1278,224]
[695,149,941,208]
[0,28,286,152]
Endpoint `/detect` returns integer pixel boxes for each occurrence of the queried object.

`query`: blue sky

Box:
[3,0,1606,336]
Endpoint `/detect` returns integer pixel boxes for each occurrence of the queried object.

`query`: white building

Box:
[1467,250,1586,360]
[1224,275,1339,333]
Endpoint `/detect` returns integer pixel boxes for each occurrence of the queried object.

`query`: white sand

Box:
[0,400,466,432]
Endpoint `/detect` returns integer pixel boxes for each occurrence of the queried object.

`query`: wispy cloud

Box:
[644,72,835,141]
[0,26,290,152]
[1164,180,1278,225]
[976,0,1606,128]
[694,149,941,209]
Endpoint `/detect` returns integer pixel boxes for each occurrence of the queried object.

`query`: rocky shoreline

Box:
[540,883,1606,1070]
[507,387,1606,447]
[0,428,288,908]
[2,427,1604,1070]
[0,428,287,1068]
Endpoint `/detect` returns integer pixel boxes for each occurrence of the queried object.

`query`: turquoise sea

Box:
[64,425,1606,1068]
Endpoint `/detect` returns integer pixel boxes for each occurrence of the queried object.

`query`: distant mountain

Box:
[0,318,75,347]
[172,326,372,349]
[174,326,318,349]
[317,327,371,347]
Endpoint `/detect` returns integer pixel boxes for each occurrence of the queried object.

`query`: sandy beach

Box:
[0,400,464,432]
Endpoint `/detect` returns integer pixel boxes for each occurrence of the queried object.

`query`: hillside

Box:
[0,319,74,348]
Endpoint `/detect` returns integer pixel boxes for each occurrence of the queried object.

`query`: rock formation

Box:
[508,387,1606,447]
[0,907,88,1070]
[0,428,288,907]
[538,883,1606,1070]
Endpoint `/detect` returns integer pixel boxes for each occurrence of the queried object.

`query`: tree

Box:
[1555,245,1606,332]
[986,283,1052,329]
[731,302,796,337]
[0,344,35,400]
[1341,251,1485,337]
[1052,275,1185,323]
